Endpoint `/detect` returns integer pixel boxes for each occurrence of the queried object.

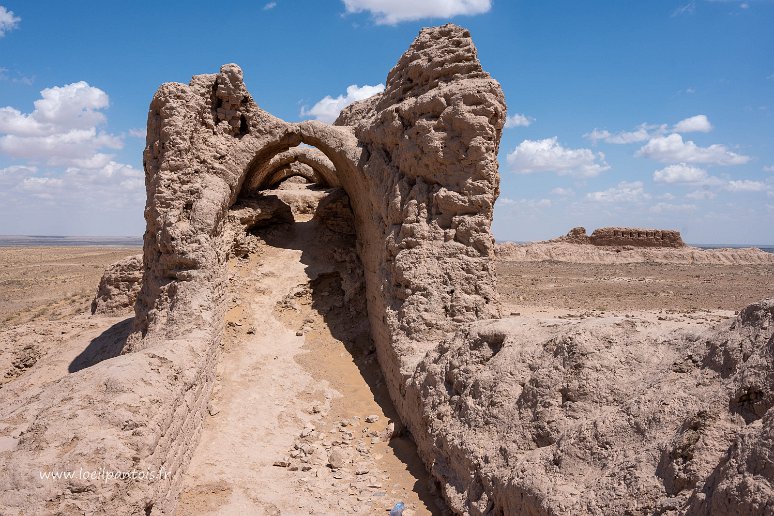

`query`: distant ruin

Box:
[557,226,685,248]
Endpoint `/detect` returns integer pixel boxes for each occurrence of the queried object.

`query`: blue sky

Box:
[0,0,772,244]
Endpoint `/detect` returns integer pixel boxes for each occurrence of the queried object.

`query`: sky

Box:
[0,0,772,244]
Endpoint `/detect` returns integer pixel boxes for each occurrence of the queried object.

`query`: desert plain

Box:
[1,237,772,514]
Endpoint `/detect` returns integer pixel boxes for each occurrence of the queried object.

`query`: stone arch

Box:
[243,145,341,192]
[264,162,322,189]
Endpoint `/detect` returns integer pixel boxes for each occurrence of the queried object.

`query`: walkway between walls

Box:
[176,213,442,515]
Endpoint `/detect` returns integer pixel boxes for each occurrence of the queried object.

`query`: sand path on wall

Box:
[177,218,441,515]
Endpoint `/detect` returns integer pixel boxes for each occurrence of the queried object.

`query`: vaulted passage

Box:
[177,147,444,513]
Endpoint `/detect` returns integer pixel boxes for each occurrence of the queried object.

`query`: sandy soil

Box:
[177,216,442,515]
[0,246,140,328]
[1,242,772,513]
[497,261,774,312]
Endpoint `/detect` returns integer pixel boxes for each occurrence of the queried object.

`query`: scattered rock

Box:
[328,449,346,470]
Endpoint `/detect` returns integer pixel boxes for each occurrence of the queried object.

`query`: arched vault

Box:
[265,162,321,188]
[244,145,340,192]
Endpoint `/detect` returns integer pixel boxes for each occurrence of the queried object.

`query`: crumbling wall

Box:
[0,25,504,516]
[590,226,685,248]
[553,226,590,244]
[91,254,144,315]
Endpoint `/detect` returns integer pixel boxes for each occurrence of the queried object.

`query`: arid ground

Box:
[0,246,141,327]
[1,245,772,514]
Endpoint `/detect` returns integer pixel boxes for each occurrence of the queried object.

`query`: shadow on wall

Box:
[69,318,133,373]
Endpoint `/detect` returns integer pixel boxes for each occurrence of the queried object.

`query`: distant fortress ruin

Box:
[557,226,685,248]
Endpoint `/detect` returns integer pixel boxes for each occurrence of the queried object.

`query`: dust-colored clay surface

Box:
[177,211,442,515]
[1,241,772,514]
[0,246,140,328]
[497,260,774,312]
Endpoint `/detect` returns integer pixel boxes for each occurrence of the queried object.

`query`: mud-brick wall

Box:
[590,227,684,248]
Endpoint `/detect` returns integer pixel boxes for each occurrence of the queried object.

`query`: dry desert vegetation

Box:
[1,23,774,516]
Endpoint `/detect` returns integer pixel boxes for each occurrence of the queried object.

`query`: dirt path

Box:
[177,218,441,515]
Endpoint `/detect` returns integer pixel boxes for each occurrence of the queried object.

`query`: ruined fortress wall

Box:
[335,23,504,409]
[590,226,685,248]
[0,25,505,515]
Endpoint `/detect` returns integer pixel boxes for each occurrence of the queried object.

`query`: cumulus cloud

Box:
[0,81,123,167]
[504,113,534,128]
[0,82,145,234]
[584,124,664,145]
[725,179,768,192]
[653,163,709,183]
[301,83,384,123]
[636,133,749,165]
[586,181,649,203]
[585,115,712,145]
[263,1,277,9]
[342,0,491,24]
[673,114,713,133]
[507,137,610,178]
[0,161,144,207]
[0,5,20,37]
[0,165,141,209]
[764,165,774,172]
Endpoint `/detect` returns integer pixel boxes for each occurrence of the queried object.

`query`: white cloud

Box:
[0,160,144,206]
[673,114,713,133]
[301,83,384,123]
[0,81,123,166]
[585,115,712,145]
[0,67,34,85]
[499,197,552,208]
[764,165,774,172]
[725,180,768,192]
[672,1,696,16]
[504,113,534,128]
[507,137,610,178]
[0,81,144,234]
[686,189,717,200]
[550,187,574,197]
[0,5,20,37]
[636,133,749,165]
[586,181,649,203]
[650,202,697,213]
[653,163,709,183]
[585,124,665,145]
[128,128,146,139]
[342,0,491,24]
[263,1,277,9]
